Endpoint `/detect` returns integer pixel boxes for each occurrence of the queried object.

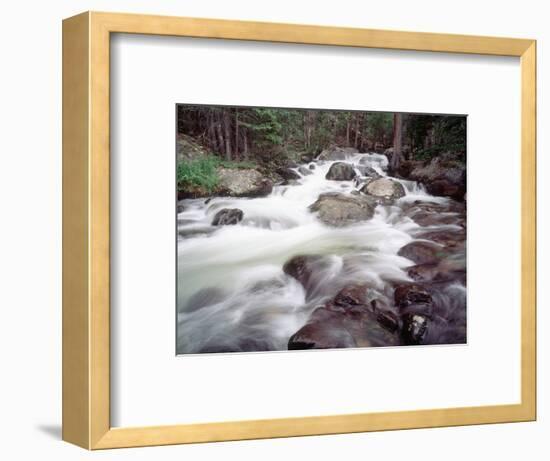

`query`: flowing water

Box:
[177,153,466,354]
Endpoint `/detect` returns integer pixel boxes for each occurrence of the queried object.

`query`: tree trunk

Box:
[354,113,361,149]
[234,108,239,161]
[223,109,232,161]
[243,130,249,160]
[391,113,403,173]
[215,113,224,156]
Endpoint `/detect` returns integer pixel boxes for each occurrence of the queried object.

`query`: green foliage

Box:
[240,108,284,150]
[365,112,393,144]
[177,157,219,192]
[176,105,466,167]
[177,156,260,192]
[410,115,466,161]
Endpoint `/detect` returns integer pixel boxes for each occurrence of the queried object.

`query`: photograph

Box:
[176,105,467,354]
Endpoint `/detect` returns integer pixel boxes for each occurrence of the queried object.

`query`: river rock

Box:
[288,319,357,350]
[361,177,405,200]
[394,284,432,309]
[398,241,443,264]
[401,313,429,345]
[333,284,371,308]
[216,167,273,197]
[356,165,380,178]
[298,166,313,176]
[288,304,400,350]
[309,193,376,227]
[406,156,466,200]
[317,146,358,161]
[325,162,357,181]
[276,167,301,181]
[300,153,314,163]
[308,163,316,170]
[282,255,320,290]
[212,208,244,226]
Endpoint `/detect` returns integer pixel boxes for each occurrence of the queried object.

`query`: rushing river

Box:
[177,153,466,354]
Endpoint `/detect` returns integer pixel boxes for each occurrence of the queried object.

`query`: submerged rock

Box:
[398,241,444,265]
[325,162,357,181]
[217,167,273,197]
[298,166,313,176]
[361,177,405,200]
[212,208,244,226]
[309,193,376,227]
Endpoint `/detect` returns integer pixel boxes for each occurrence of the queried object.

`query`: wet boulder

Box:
[212,208,244,226]
[361,177,406,200]
[288,304,401,350]
[276,167,301,181]
[333,284,370,308]
[217,167,273,197]
[407,155,466,200]
[282,255,322,290]
[288,320,357,350]
[402,313,430,345]
[308,163,316,170]
[325,162,357,181]
[394,284,432,308]
[309,193,376,227]
[398,241,444,265]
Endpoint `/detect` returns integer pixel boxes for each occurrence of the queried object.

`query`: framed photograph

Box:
[62,11,536,449]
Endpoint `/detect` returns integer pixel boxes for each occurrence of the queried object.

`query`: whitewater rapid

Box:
[176,153,460,354]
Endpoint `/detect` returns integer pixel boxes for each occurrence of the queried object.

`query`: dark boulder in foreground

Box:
[325,162,357,181]
[398,241,444,265]
[393,284,434,345]
[288,303,400,350]
[288,283,402,350]
[361,177,406,200]
[309,192,376,227]
[288,318,357,350]
[401,313,430,345]
[212,208,244,226]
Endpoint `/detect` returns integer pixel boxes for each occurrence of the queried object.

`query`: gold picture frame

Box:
[62,11,537,449]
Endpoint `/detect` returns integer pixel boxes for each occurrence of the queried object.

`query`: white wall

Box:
[0,0,547,459]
